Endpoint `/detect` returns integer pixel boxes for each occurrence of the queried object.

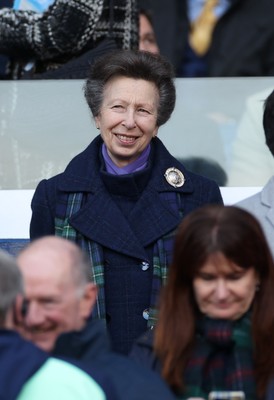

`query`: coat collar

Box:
[58,136,194,258]
[53,318,111,360]
[59,135,194,194]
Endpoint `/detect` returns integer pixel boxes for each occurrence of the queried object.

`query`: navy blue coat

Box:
[0,330,48,400]
[30,135,223,239]
[30,135,223,353]
[53,318,176,400]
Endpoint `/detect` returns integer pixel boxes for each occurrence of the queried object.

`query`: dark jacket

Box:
[30,135,223,353]
[147,0,274,77]
[129,328,160,373]
[0,329,48,400]
[53,318,176,400]
[266,379,274,400]
[30,135,223,238]
[0,329,120,400]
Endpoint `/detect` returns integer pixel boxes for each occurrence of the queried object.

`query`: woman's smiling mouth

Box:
[115,134,138,144]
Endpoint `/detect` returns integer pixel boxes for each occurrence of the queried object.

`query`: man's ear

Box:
[80,283,98,319]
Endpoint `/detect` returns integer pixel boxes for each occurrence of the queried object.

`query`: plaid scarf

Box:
[55,191,179,327]
[181,313,256,400]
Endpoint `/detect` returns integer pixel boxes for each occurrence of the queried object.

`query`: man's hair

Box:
[18,236,93,291]
[0,250,24,327]
[67,242,94,288]
[263,89,274,156]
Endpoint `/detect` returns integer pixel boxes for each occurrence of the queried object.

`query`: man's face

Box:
[17,249,94,352]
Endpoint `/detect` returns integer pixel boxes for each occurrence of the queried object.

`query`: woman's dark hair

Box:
[84,49,176,127]
[140,8,154,27]
[263,89,274,156]
[154,204,274,398]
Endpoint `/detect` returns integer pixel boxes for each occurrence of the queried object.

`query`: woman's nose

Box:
[122,109,136,129]
[215,279,229,300]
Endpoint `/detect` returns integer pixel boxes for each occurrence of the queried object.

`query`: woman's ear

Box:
[95,116,100,130]
[153,127,159,137]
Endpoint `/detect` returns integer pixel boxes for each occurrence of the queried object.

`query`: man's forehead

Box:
[18,248,71,273]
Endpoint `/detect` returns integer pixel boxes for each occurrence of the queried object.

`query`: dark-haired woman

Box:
[30,50,223,354]
[131,205,274,399]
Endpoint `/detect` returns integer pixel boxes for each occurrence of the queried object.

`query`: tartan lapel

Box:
[55,191,175,326]
[55,192,106,320]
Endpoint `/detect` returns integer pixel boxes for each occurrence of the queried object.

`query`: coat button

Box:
[141,261,149,271]
[143,309,149,320]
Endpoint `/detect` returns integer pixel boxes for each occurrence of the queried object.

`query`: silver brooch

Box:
[164,167,185,188]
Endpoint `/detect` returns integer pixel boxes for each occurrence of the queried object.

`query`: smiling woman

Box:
[95,76,159,167]
[29,49,223,355]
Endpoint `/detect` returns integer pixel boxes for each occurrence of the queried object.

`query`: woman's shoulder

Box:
[153,138,224,190]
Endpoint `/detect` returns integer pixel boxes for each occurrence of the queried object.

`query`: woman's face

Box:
[139,13,160,54]
[192,254,259,320]
[95,76,159,167]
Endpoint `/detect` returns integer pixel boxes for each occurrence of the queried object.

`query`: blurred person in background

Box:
[142,0,274,77]
[0,248,110,400]
[139,8,159,54]
[0,0,139,79]
[131,204,274,400]
[17,236,177,400]
[237,89,274,258]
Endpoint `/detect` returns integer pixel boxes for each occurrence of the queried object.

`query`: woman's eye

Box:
[138,108,149,114]
[228,273,243,280]
[199,273,215,281]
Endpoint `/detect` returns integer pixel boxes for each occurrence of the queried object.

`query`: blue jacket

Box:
[0,329,117,400]
[53,318,176,400]
[0,329,48,400]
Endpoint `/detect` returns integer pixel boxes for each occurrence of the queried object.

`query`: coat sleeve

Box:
[0,0,139,60]
[30,179,56,239]
[187,173,224,208]
[0,0,105,59]
[207,180,224,205]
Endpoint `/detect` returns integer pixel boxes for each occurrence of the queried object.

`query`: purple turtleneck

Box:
[102,143,151,175]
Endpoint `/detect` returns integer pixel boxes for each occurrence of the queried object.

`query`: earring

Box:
[256,282,260,292]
